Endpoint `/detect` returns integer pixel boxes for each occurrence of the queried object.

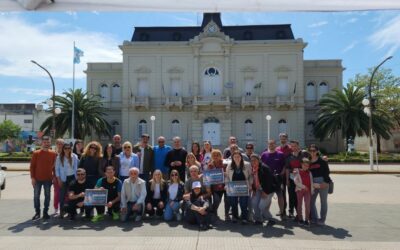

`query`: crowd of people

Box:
[30,133,332,230]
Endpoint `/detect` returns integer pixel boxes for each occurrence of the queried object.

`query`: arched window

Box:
[111,121,120,136]
[277,77,289,96]
[278,119,288,134]
[244,119,253,139]
[171,119,180,138]
[203,117,221,146]
[202,67,222,96]
[111,83,121,102]
[138,120,148,138]
[306,82,316,101]
[318,82,329,99]
[100,83,109,102]
[307,120,315,138]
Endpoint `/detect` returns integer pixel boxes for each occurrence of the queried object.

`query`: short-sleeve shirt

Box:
[68,180,92,202]
[96,177,122,201]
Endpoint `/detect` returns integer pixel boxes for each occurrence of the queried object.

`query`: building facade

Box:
[86,13,345,153]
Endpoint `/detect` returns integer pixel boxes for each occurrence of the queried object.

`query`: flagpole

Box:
[72,41,75,140]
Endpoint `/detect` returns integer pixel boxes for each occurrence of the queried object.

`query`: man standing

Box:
[120,168,147,222]
[113,134,123,155]
[222,136,243,159]
[30,136,57,220]
[244,142,256,160]
[132,134,154,181]
[276,133,292,158]
[165,136,187,181]
[261,139,286,218]
[153,136,172,179]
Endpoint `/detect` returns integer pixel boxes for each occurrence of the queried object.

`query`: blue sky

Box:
[0,11,399,104]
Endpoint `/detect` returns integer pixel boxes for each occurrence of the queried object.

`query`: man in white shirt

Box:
[120,167,147,222]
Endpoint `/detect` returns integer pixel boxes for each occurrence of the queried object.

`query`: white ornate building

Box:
[86,13,345,153]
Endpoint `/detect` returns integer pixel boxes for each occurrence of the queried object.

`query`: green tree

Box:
[40,88,111,139]
[313,85,394,149]
[348,68,400,152]
[0,120,21,141]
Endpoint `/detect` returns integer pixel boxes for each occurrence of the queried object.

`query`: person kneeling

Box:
[67,168,92,220]
[120,167,147,222]
[145,170,168,218]
[92,166,122,222]
[184,181,212,230]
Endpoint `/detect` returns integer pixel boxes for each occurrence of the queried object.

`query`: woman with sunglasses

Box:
[145,170,168,218]
[164,169,185,221]
[78,141,103,188]
[308,144,331,226]
[55,143,79,217]
[118,141,139,182]
[100,144,120,177]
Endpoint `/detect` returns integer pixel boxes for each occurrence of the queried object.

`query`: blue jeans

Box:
[34,180,52,214]
[164,200,181,221]
[60,175,75,211]
[311,177,329,223]
[120,201,143,222]
[251,190,273,222]
[229,196,249,220]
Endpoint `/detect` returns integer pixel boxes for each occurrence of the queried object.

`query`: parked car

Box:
[0,165,7,198]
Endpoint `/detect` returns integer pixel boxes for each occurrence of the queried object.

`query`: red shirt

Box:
[276,144,293,158]
[30,149,57,181]
[299,170,311,190]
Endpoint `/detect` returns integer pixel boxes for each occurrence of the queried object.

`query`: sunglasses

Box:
[124,146,131,149]
[171,173,178,177]
[77,173,86,176]
[89,146,98,150]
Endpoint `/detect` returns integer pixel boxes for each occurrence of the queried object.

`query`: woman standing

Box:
[145,170,168,218]
[164,169,185,221]
[73,139,84,160]
[55,143,79,217]
[78,141,102,188]
[207,149,227,219]
[100,144,120,177]
[118,141,139,182]
[249,154,277,227]
[225,151,253,224]
[201,141,213,172]
[308,144,331,226]
[191,142,202,162]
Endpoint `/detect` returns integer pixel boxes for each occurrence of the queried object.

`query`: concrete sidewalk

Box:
[1,162,399,174]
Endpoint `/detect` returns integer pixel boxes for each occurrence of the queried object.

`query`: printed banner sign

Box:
[203,169,224,185]
[84,189,108,206]
[226,181,249,197]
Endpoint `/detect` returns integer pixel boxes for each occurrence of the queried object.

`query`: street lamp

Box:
[364,56,393,171]
[31,60,56,140]
[266,115,272,141]
[150,115,156,146]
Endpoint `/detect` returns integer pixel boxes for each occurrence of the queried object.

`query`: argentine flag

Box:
[74,46,84,64]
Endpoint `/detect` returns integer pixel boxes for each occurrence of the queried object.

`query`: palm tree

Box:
[40,88,111,139]
[313,85,393,148]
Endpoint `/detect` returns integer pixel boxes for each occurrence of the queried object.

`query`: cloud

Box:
[342,41,358,53]
[308,21,328,28]
[6,87,60,97]
[0,15,121,79]
[346,17,358,24]
[369,15,400,57]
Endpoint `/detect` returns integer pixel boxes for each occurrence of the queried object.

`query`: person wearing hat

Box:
[132,133,154,182]
[184,181,212,230]
[293,157,314,227]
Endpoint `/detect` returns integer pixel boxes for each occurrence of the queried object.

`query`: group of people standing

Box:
[30,132,332,230]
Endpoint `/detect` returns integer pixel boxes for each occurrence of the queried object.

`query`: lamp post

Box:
[364,56,393,171]
[31,60,56,140]
[150,115,156,146]
[266,115,272,142]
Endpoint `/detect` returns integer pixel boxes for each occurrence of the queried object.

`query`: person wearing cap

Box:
[132,133,154,182]
[55,142,79,217]
[183,165,211,201]
[250,154,278,227]
[293,157,314,227]
[30,136,57,220]
[184,181,212,230]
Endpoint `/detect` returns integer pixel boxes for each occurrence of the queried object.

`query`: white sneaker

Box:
[135,215,142,222]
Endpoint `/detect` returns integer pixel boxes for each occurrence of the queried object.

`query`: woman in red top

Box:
[207,149,227,220]
[294,157,313,227]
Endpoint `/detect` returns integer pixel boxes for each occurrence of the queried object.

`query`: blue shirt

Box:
[153,145,172,174]
[55,153,79,182]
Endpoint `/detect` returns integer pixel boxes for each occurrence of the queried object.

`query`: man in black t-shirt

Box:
[92,166,122,222]
[165,137,188,181]
[68,168,92,220]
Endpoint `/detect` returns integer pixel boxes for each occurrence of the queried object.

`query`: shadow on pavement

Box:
[307,224,352,239]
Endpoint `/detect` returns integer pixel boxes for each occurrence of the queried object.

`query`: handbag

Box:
[328,181,334,194]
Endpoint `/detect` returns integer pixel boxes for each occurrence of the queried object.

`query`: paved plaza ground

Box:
[0,167,399,249]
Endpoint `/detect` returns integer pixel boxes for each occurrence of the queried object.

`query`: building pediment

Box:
[134,66,152,74]
[167,66,184,74]
[241,66,258,73]
[274,65,292,72]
